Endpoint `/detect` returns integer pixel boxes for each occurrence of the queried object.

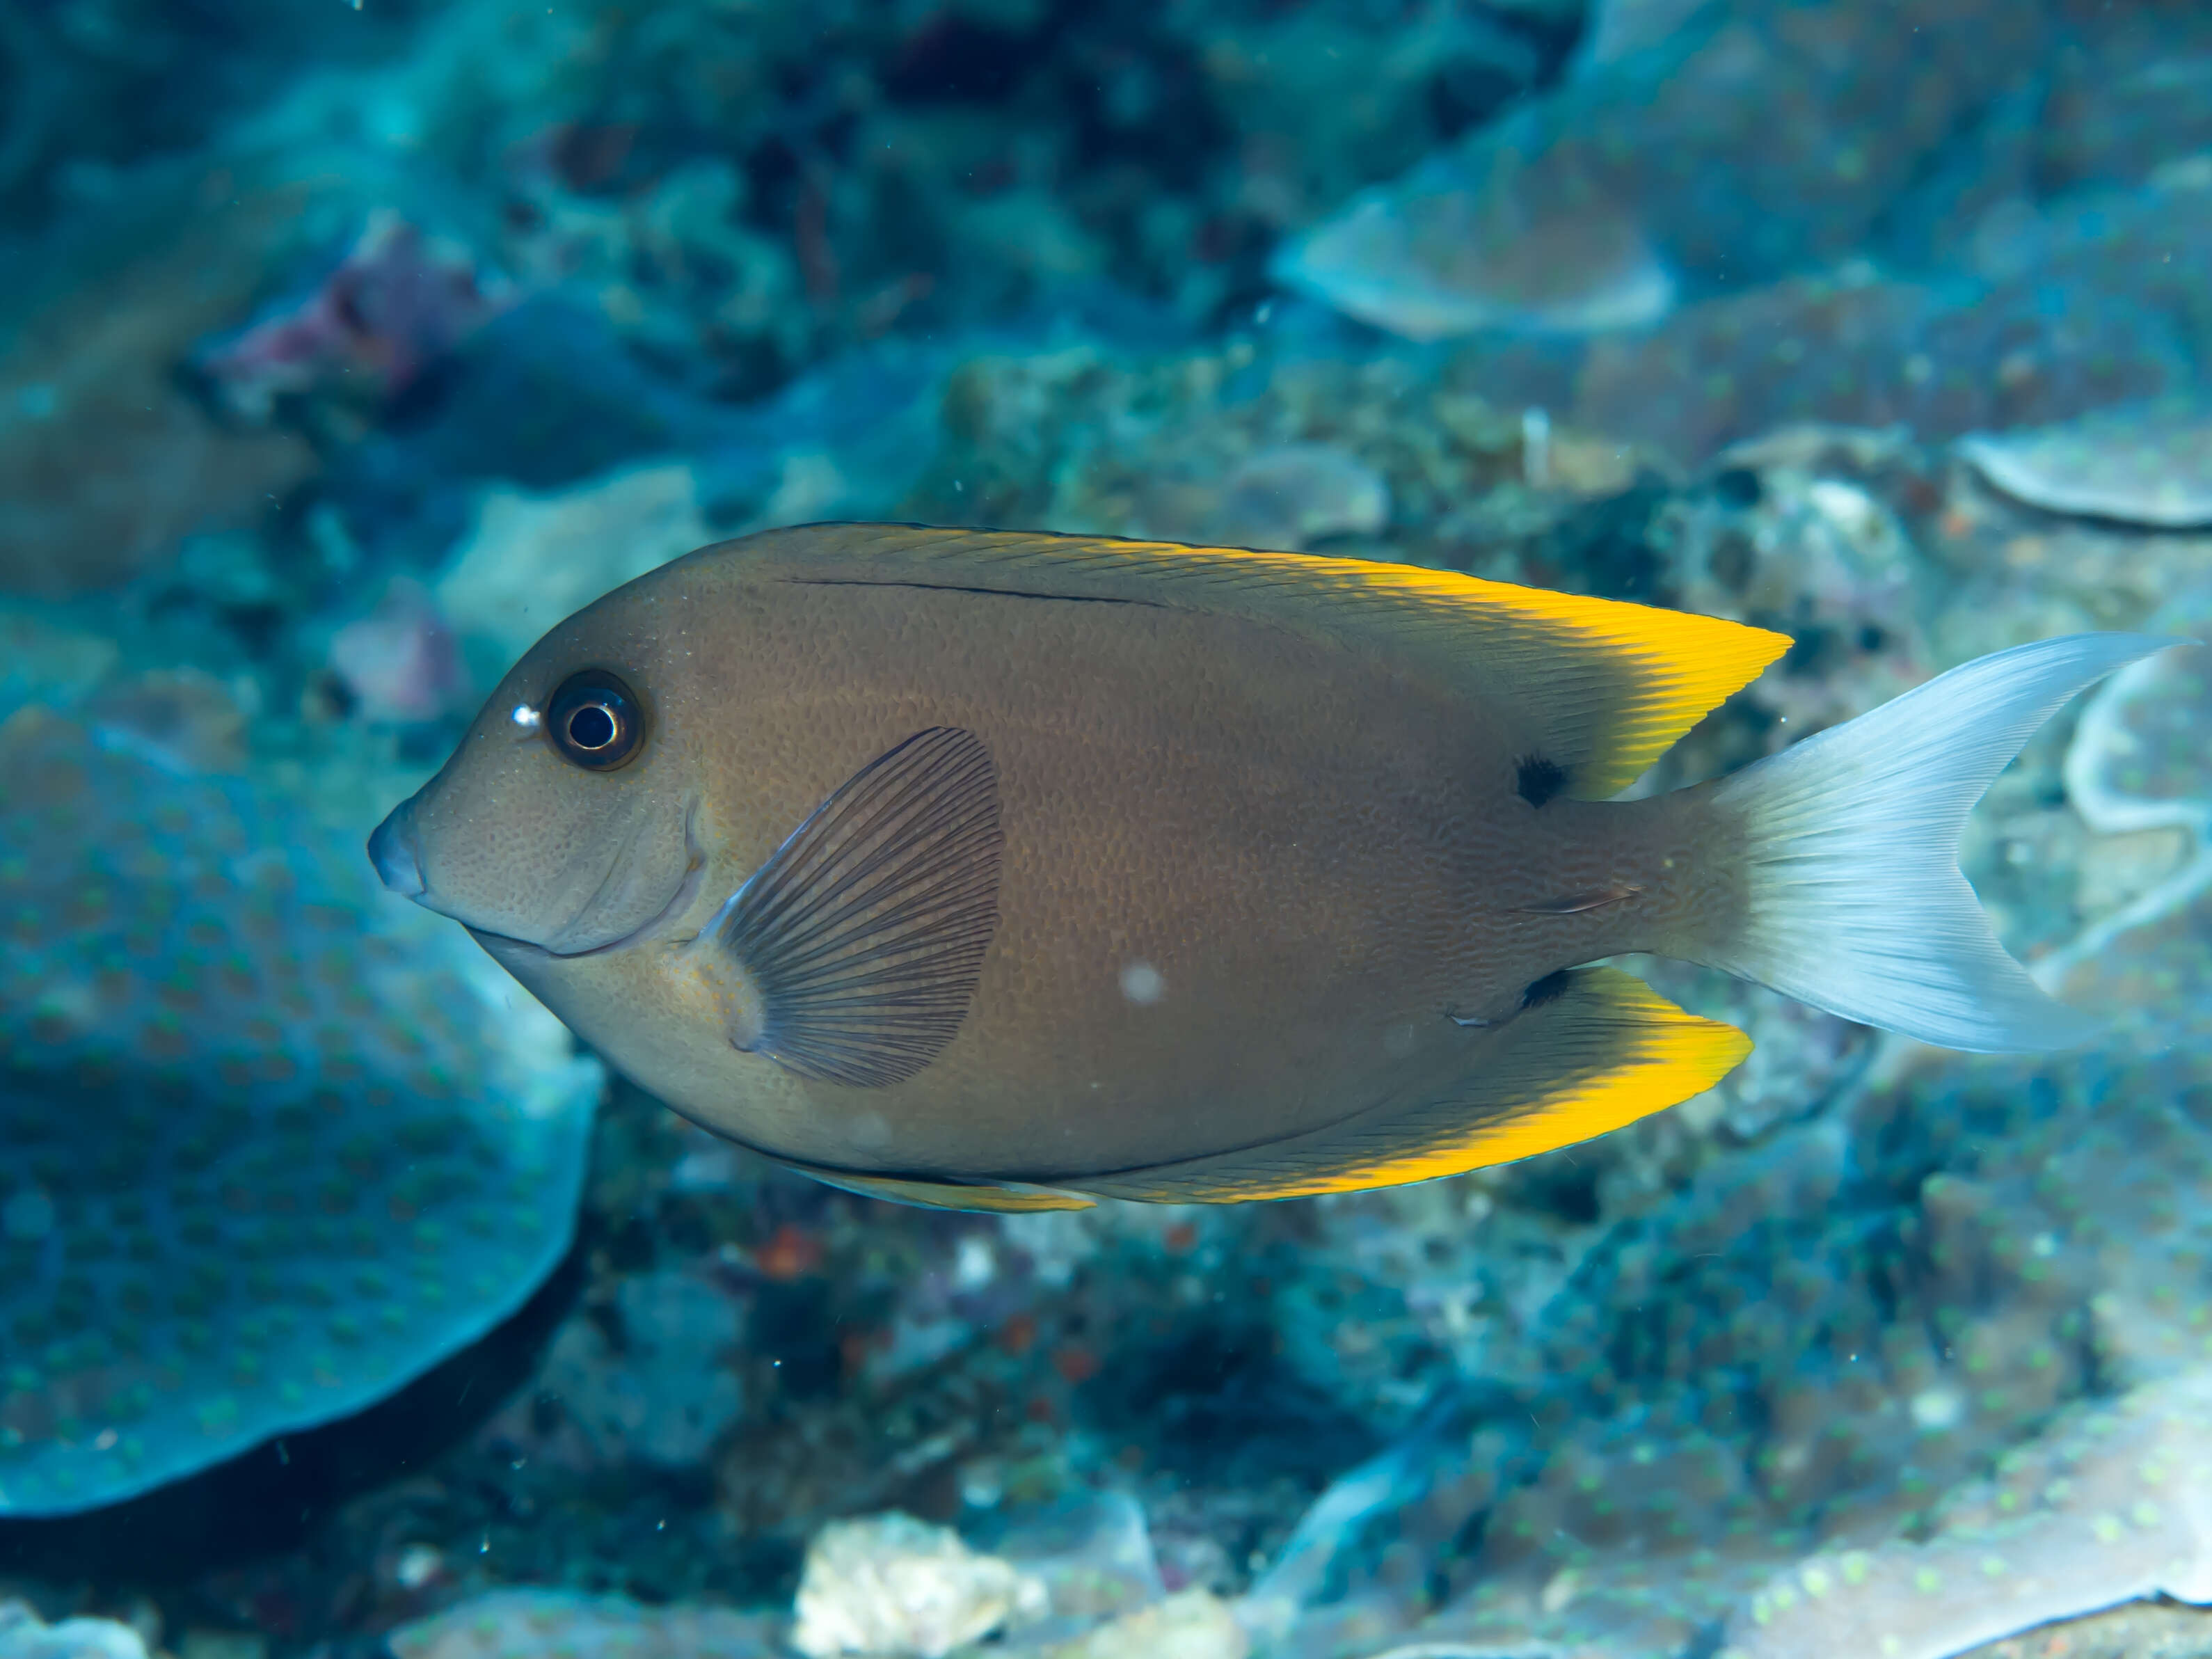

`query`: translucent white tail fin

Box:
[1705,634,2178,1052]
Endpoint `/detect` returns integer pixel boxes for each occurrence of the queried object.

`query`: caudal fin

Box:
[1702,634,2179,1053]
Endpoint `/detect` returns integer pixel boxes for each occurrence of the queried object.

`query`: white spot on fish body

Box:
[511,703,541,730]
[1120,961,1165,1004]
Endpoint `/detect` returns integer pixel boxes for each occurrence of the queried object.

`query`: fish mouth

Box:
[473,802,708,962]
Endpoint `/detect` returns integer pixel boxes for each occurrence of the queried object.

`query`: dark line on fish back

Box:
[783,578,1168,608]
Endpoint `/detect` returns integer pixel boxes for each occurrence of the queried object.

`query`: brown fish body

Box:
[495,563,1721,1180]
[378,524,2154,1208]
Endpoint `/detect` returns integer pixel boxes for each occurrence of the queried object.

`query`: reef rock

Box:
[433,463,710,671]
[1959,399,2212,529]
[792,1513,1049,1659]
[1273,0,2050,338]
[390,1589,779,1659]
[0,143,413,594]
[0,1604,148,1659]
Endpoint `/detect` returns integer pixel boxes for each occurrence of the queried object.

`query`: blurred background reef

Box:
[3,1,2212,1657]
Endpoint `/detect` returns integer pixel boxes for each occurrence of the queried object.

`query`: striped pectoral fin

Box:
[1074,967,1750,1204]
[709,725,1005,1088]
[783,1162,1097,1213]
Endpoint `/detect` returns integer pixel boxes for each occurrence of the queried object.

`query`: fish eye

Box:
[545,669,647,772]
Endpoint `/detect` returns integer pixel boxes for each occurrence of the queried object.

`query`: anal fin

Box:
[1074,966,1749,1203]
[786,1162,1096,1213]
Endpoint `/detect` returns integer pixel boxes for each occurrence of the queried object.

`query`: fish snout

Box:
[367,804,427,898]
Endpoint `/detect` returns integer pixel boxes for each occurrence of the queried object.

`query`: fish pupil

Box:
[544,668,648,770]
[568,704,616,749]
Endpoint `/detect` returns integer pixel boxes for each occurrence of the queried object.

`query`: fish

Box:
[367,524,2173,1212]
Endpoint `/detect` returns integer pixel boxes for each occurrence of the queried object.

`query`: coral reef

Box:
[432,464,712,671]
[1274,0,2051,335]
[0,1603,148,1659]
[0,702,599,1516]
[1959,400,2212,529]
[1040,1589,1246,1659]
[5,3,2212,1657]
[192,209,517,427]
[389,1590,778,1659]
[1730,1371,2212,1658]
[0,150,333,594]
[792,1514,1047,1659]
[532,1265,748,1472]
[1567,264,2195,467]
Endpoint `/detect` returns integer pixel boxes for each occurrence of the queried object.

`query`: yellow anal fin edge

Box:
[785,1161,1096,1214]
[1074,966,1749,1204]
[720,524,1791,798]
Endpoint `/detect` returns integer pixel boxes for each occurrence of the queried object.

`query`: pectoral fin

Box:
[711,726,1003,1088]
[1073,966,1749,1202]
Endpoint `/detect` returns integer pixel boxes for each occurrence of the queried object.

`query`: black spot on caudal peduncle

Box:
[1521,969,1573,1009]
[1516,754,1568,808]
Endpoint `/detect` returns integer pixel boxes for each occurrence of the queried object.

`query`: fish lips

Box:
[367,793,706,959]
[476,842,708,962]
[367,802,427,898]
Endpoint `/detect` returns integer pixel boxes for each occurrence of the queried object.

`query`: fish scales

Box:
[539,575,1717,1177]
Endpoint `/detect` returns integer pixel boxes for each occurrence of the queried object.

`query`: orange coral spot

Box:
[1051,1344,1100,1385]
[757,1223,823,1281]
[996,1312,1037,1356]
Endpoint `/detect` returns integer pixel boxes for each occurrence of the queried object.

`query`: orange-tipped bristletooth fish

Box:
[368,525,2179,1211]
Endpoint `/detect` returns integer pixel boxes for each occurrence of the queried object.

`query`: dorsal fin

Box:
[710,524,1790,797]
